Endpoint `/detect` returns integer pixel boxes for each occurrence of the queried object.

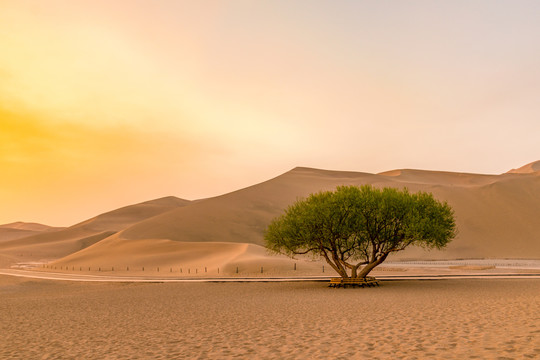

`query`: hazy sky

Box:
[1,0,539,226]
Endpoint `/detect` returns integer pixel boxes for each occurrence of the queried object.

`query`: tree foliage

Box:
[264,185,456,278]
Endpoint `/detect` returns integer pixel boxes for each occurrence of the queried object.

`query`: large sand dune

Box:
[3,161,540,272]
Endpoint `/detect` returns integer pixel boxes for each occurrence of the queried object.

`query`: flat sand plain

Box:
[1,276,539,359]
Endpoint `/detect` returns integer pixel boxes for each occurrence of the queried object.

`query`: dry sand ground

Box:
[1,276,539,359]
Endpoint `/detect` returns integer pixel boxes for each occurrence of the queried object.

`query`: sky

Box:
[1,0,540,226]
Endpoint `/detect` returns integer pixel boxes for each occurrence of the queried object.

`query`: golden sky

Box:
[1,1,540,225]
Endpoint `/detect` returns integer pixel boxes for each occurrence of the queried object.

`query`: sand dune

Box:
[506,159,540,174]
[0,221,63,232]
[0,196,190,267]
[0,222,65,242]
[115,164,540,260]
[45,233,314,277]
[4,162,540,273]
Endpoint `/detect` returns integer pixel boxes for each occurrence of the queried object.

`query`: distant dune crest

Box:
[0,222,61,232]
[506,160,540,174]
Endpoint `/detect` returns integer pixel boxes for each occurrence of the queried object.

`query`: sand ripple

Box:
[1,277,539,359]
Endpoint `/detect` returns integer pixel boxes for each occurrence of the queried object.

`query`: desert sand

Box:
[1,161,540,359]
[1,275,539,359]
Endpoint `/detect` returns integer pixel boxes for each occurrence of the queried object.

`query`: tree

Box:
[264,185,456,279]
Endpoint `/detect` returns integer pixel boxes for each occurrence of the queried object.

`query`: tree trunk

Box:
[351,265,359,278]
[330,252,349,278]
[357,254,388,279]
[321,251,348,278]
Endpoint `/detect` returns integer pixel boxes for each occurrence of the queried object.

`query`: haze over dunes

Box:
[1,161,539,273]
[2,1,540,227]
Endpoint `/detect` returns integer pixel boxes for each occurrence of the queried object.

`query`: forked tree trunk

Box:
[321,252,349,278]
[357,254,389,279]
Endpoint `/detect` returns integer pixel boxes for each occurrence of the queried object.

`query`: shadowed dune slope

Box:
[120,168,385,244]
[0,197,190,265]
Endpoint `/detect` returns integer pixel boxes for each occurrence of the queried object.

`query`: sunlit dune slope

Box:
[0,196,190,265]
[48,233,302,275]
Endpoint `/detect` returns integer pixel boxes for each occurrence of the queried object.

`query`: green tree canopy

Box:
[264,185,456,279]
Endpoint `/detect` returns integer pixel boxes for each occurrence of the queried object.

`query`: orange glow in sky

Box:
[1,0,540,225]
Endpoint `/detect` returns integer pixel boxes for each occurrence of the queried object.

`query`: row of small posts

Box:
[42,263,326,274]
[42,265,213,273]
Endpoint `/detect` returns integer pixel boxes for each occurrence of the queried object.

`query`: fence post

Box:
[294,263,296,271]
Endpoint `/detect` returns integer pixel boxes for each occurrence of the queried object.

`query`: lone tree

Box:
[264,185,456,279]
